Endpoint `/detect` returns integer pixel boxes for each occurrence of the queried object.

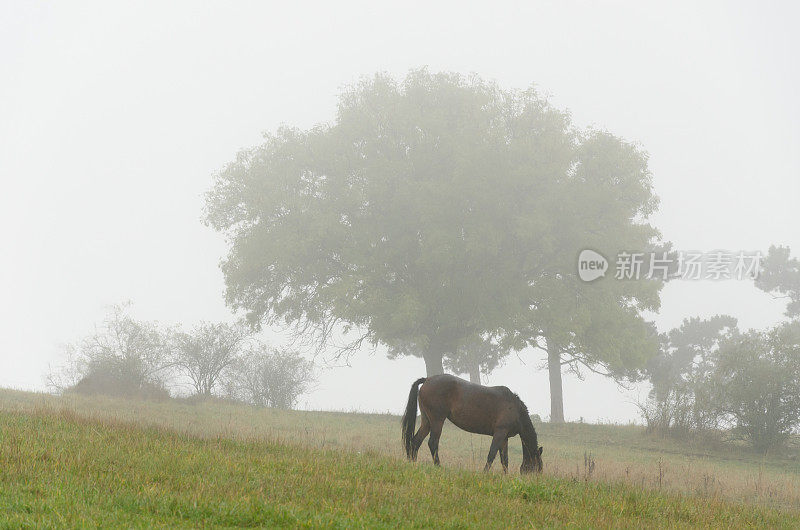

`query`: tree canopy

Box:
[205,70,665,419]
[647,314,738,401]
[714,321,800,451]
[756,245,800,319]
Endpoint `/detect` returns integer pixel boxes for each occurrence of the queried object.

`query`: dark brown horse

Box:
[401,374,543,473]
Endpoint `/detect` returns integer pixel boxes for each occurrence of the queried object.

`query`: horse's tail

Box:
[401,377,426,459]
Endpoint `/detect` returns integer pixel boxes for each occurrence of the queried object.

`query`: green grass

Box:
[1,389,800,527]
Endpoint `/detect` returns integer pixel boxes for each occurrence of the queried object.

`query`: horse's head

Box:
[521,446,544,474]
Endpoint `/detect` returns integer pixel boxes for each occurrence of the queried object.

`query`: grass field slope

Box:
[1,389,800,527]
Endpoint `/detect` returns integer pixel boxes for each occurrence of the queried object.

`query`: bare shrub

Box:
[171,321,250,397]
[225,345,314,409]
[47,304,172,399]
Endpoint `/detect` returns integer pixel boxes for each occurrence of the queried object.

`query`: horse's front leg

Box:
[499,438,509,473]
[483,430,508,472]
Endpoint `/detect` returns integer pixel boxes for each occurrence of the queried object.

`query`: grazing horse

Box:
[401,374,543,473]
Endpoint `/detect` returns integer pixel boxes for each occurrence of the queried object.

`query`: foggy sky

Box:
[1,1,798,422]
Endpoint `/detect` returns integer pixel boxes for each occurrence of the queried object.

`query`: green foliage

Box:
[515,130,665,377]
[644,315,737,434]
[441,334,508,382]
[714,322,800,452]
[205,69,665,384]
[644,318,800,452]
[648,315,738,400]
[756,245,800,318]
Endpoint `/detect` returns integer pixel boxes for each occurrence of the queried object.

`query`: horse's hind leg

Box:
[483,430,508,472]
[410,413,430,461]
[499,437,509,473]
[428,417,444,466]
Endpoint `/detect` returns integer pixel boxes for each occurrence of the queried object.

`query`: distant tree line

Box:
[641,246,800,452]
[47,304,314,409]
[642,317,800,452]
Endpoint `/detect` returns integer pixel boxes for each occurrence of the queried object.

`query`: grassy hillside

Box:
[2,389,800,527]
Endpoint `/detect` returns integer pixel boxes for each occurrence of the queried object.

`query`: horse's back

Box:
[422,374,463,385]
[418,374,461,408]
[419,374,519,435]
[420,374,511,401]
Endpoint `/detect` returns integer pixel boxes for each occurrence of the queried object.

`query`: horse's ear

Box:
[538,446,544,455]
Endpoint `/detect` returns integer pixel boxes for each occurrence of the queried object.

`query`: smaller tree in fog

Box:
[756,245,800,319]
[713,322,800,452]
[172,321,249,397]
[47,304,171,399]
[643,317,800,452]
[641,315,737,434]
[227,345,314,409]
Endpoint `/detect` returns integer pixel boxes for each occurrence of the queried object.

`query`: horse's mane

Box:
[512,393,539,455]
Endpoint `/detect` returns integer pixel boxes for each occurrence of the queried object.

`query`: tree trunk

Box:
[423,351,444,376]
[468,360,481,384]
[547,340,565,424]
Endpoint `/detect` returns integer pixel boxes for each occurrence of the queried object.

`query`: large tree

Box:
[205,70,664,420]
[502,131,666,421]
